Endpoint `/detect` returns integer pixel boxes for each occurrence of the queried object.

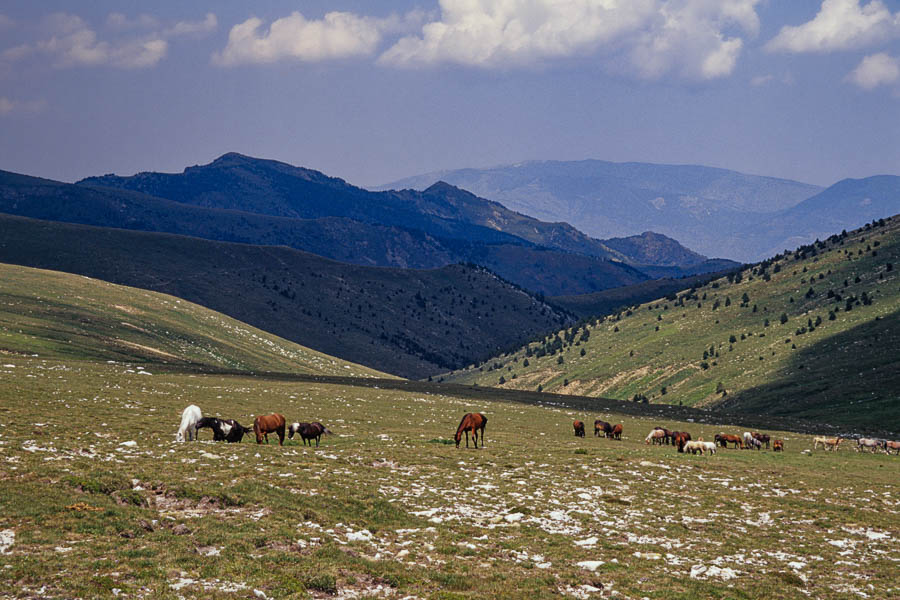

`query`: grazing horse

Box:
[813,436,842,451]
[715,433,743,449]
[856,438,882,453]
[885,441,900,455]
[194,417,229,441]
[221,419,252,443]
[683,440,712,455]
[673,432,692,453]
[254,413,286,446]
[654,427,674,445]
[745,436,762,451]
[289,422,332,447]
[752,432,771,449]
[594,419,613,437]
[573,420,585,438]
[611,424,623,440]
[773,439,784,452]
[455,413,487,449]
[645,429,666,445]
[176,405,202,442]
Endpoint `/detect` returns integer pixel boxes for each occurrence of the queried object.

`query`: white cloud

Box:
[213,11,396,66]
[846,52,899,88]
[165,13,218,37]
[0,97,47,116]
[767,0,900,53]
[378,0,761,81]
[35,14,167,69]
[750,73,774,86]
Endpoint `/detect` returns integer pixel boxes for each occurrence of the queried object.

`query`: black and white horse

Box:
[288,421,332,447]
[195,417,252,443]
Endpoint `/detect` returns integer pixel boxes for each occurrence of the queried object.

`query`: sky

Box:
[1,0,899,188]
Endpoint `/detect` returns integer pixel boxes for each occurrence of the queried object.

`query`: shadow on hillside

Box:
[718,308,900,435]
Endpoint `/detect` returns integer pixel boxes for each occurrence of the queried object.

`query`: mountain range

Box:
[0,154,732,297]
[380,160,900,262]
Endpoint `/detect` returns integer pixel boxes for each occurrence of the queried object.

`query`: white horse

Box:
[176,405,202,441]
[683,440,706,455]
[701,441,717,454]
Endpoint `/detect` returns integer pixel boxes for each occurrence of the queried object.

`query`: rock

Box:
[171,523,191,536]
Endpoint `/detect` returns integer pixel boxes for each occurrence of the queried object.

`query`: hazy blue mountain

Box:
[378,159,824,261]
[2,168,657,295]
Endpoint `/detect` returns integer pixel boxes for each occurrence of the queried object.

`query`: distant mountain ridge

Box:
[0,168,654,295]
[378,159,831,261]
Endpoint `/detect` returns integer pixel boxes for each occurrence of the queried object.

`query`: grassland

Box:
[446,217,900,430]
[1,357,898,599]
[0,263,384,378]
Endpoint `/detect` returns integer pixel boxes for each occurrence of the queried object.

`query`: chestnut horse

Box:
[573,420,585,437]
[673,431,692,452]
[254,413,286,446]
[645,429,666,445]
[773,439,784,452]
[611,424,623,440]
[885,441,900,455]
[455,413,487,448]
[594,419,612,437]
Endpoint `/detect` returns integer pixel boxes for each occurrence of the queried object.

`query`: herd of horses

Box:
[641,426,782,455]
[175,405,332,447]
[813,436,900,454]
[176,404,898,457]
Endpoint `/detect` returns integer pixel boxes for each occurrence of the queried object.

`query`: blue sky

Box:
[1,1,899,187]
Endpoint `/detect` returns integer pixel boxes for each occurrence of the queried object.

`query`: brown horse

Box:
[254,413,286,445]
[773,439,784,452]
[455,413,487,448]
[673,431,692,452]
[594,419,612,437]
[715,433,743,449]
[611,424,623,440]
[573,420,585,437]
[645,429,666,445]
[885,441,900,455]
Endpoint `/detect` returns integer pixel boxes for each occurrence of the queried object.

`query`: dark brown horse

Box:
[455,413,487,448]
[195,417,252,443]
[289,421,332,447]
[673,431,692,452]
[611,424,623,440]
[254,413,286,445]
[715,433,743,449]
[752,432,771,449]
[594,419,612,437]
[573,420,585,437]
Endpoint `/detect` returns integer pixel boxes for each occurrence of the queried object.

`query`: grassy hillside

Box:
[0,214,573,378]
[1,358,897,599]
[445,216,900,429]
[0,263,384,377]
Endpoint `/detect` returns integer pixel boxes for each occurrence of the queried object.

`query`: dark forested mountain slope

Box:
[0,214,574,378]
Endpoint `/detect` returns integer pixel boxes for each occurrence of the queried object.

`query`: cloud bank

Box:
[213,1,761,81]
[378,0,762,81]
